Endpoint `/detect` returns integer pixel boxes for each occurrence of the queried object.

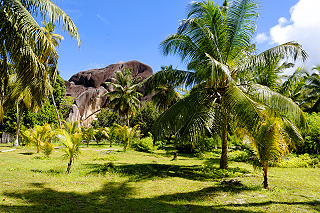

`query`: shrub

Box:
[228,150,251,162]
[131,137,155,153]
[276,154,319,168]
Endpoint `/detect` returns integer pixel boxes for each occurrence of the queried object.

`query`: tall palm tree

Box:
[0,0,80,120]
[105,68,143,127]
[145,65,184,112]
[153,0,308,169]
[305,67,320,112]
[41,21,65,129]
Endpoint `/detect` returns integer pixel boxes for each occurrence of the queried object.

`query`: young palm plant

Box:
[82,126,95,147]
[152,0,308,169]
[56,129,82,174]
[250,117,299,189]
[114,124,140,151]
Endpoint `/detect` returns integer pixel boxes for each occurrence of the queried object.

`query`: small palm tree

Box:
[63,120,81,135]
[250,117,301,189]
[105,126,118,147]
[114,124,140,151]
[105,68,143,127]
[82,126,95,147]
[94,127,108,145]
[56,129,82,174]
[23,124,55,153]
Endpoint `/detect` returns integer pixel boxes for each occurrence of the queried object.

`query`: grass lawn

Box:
[0,143,319,213]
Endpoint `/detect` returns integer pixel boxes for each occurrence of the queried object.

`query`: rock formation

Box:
[65,60,153,127]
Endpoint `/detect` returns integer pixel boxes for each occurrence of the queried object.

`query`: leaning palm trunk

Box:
[51,91,62,129]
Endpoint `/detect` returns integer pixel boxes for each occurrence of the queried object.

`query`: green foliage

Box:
[59,96,75,120]
[24,101,62,128]
[296,113,320,154]
[228,150,251,162]
[94,127,108,145]
[92,108,119,128]
[41,142,54,158]
[131,137,155,153]
[199,165,249,179]
[82,126,95,147]
[274,154,320,168]
[114,124,141,151]
[49,75,66,108]
[130,102,160,136]
[0,108,17,135]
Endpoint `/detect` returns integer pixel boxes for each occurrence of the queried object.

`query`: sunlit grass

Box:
[0,143,319,212]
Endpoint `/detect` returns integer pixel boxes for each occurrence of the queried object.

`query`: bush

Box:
[228,150,251,162]
[296,113,320,154]
[276,154,319,168]
[131,137,155,153]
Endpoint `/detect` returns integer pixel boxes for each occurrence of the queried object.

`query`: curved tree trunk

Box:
[220,109,229,170]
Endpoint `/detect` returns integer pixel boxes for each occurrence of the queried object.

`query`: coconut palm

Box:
[154,0,308,169]
[0,0,80,120]
[105,68,143,127]
[56,129,82,174]
[304,66,320,112]
[41,21,65,129]
[105,125,118,147]
[145,65,184,112]
[94,127,108,145]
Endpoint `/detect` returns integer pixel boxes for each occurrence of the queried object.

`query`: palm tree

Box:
[94,127,108,145]
[145,65,184,112]
[105,68,143,127]
[63,120,81,135]
[41,21,65,129]
[0,0,80,121]
[82,126,95,147]
[114,124,140,151]
[56,129,82,174]
[305,66,320,112]
[153,0,308,169]
[250,118,296,189]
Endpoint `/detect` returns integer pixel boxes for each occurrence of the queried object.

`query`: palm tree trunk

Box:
[263,162,269,189]
[67,158,72,174]
[51,91,62,129]
[110,139,113,147]
[14,102,23,147]
[220,110,229,170]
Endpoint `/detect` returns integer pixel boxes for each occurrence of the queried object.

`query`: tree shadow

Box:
[0,181,264,213]
[2,181,318,213]
[84,162,250,182]
[18,152,34,155]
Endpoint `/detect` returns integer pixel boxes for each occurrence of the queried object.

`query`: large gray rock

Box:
[65,60,153,127]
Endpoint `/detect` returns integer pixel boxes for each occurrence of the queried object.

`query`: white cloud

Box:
[97,14,109,24]
[270,0,320,72]
[87,62,105,70]
[254,33,269,44]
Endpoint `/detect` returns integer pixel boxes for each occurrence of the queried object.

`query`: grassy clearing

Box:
[0,143,319,212]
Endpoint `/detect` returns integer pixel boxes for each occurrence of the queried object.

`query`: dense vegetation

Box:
[0,1,320,211]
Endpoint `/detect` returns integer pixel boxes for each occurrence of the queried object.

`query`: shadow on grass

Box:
[0,181,264,213]
[19,152,34,155]
[85,162,250,183]
[1,181,319,213]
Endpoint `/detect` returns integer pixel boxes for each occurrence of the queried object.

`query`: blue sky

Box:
[53,0,319,80]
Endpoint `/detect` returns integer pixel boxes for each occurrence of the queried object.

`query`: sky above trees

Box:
[53,0,319,80]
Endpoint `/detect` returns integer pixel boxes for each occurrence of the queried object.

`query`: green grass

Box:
[0,143,319,212]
